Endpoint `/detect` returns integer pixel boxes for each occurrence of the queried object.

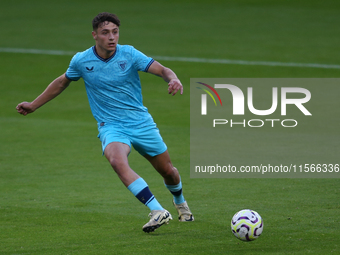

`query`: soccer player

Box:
[16,12,194,233]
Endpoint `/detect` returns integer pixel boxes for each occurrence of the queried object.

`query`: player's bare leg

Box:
[104,142,139,186]
[144,150,179,185]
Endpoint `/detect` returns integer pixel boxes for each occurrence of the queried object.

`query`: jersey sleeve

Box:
[131,47,154,72]
[65,53,82,81]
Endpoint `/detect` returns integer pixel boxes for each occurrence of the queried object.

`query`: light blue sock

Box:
[165,180,185,205]
[127,178,163,211]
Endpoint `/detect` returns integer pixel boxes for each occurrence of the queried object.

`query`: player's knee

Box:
[108,157,128,172]
[162,165,178,179]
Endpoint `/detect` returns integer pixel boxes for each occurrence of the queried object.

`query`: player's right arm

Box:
[16,73,71,116]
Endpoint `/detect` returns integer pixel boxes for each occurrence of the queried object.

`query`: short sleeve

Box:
[65,53,82,81]
[131,47,154,72]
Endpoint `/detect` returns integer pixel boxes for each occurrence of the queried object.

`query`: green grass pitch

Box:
[1,0,339,254]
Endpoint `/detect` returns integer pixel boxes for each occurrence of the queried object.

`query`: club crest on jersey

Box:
[118,61,127,71]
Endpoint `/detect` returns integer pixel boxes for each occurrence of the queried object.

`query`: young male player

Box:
[16,12,193,233]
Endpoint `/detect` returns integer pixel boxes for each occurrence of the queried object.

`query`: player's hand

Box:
[16,102,35,116]
[168,78,183,96]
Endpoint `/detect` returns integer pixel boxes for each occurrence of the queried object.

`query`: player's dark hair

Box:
[92,12,120,30]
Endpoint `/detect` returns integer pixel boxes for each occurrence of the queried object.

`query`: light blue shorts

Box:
[97,122,167,157]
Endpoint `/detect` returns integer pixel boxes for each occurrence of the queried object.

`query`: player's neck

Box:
[94,45,116,60]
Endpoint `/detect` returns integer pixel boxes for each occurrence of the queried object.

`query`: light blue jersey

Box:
[65,44,155,127]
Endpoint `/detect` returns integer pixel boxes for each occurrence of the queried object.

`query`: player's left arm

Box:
[147,61,183,96]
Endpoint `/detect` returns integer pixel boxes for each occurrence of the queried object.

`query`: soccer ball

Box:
[231,209,263,241]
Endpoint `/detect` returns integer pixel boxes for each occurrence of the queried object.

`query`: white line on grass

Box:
[1,47,340,69]
[0,48,75,56]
